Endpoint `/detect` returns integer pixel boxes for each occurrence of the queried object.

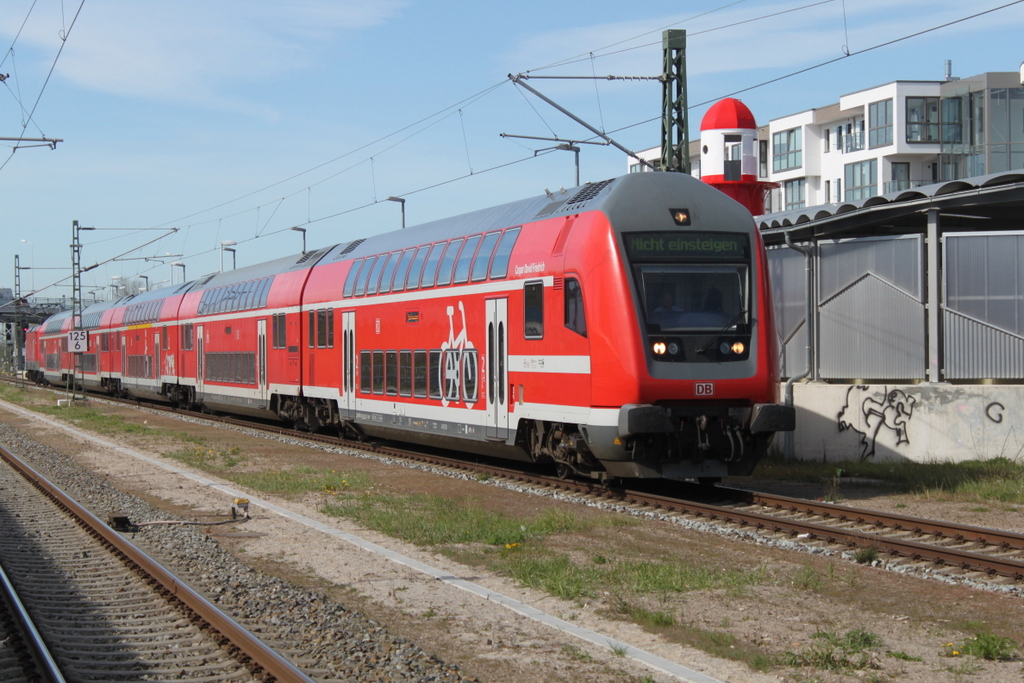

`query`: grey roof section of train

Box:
[319,178,625,262]
[319,172,751,264]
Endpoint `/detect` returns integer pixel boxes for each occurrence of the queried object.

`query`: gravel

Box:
[0,422,475,683]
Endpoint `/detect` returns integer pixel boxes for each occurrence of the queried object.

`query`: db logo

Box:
[695,382,715,397]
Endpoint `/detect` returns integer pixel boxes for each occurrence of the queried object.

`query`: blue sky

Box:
[2,0,1022,298]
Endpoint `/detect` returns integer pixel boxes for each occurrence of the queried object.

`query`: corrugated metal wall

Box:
[944,232,1024,379]
[767,247,807,377]
[818,236,925,380]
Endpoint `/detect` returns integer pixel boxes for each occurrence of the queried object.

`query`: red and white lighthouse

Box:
[699,97,776,216]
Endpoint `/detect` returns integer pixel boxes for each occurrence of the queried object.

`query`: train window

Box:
[366,256,389,295]
[317,309,328,348]
[638,264,749,333]
[183,323,194,350]
[359,351,372,393]
[259,277,273,307]
[343,258,364,297]
[163,328,170,351]
[564,278,587,337]
[524,281,544,339]
[391,249,415,293]
[404,246,429,291]
[420,242,446,288]
[471,232,501,282]
[327,309,334,348]
[462,349,478,402]
[100,332,109,352]
[308,310,315,348]
[355,256,377,296]
[453,235,481,284]
[413,350,427,397]
[377,251,401,294]
[372,351,384,394]
[385,351,398,395]
[489,227,521,279]
[428,350,442,399]
[436,239,464,287]
[442,350,461,401]
[399,351,412,396]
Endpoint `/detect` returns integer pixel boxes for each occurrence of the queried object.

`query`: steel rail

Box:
[0,561,65,683]
[0,444,317,683]
[720,485,1024,549]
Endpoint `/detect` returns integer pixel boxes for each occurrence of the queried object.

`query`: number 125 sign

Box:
[67,330,89,353]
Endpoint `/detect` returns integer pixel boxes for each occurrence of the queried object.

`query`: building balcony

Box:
[843,132,864,153]
[883,179,932,194]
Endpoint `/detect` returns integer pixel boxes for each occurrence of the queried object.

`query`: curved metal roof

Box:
[758,171,1024,244]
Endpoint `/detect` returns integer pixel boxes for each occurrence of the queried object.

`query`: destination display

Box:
[624,231,749,261]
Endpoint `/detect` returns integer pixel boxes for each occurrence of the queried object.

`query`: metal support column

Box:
[660,29,689,174]
[926,209,942,382]
[70,220,94,400]
[14,254,22,372]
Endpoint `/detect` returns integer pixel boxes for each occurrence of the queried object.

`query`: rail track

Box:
[0,441,317,683]
[7,376,1024,590]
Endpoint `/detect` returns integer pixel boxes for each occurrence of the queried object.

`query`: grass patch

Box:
[784,629,883,672]
[754,453,1024,504]
[614,598,676,628]
[227,466,373,496]
[37,402,157,436]
[676,624,774,671]
[166,444,246,471]
[322,493,593,547]
[500,552,766,601]
[945,631,1020,661]
[887,650,922,662]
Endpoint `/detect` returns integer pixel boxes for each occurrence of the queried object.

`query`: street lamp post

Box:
[219,241,237,272]
[386,196,406,229]
[291,226,307,253]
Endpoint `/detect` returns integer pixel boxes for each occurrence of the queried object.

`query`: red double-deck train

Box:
[25,172,794,482]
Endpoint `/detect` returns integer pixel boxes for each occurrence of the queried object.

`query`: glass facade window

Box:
[783,178,805,211]
[868,99,893,148]
[772,128,802,172]
[844,159,878,201]
[906,97,940,143]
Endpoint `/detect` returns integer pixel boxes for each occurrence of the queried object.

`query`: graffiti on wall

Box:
[837,385,917,461]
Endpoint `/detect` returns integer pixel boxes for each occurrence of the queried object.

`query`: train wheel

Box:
[556,463,572,480]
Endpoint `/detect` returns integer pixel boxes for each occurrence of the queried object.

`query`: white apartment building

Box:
[631,68,1024,216]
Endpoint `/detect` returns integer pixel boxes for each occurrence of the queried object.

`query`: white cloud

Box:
[3,0,407,112]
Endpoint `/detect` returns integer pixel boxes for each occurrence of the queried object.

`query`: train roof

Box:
[182,247,339,294]
[320,172,750,263]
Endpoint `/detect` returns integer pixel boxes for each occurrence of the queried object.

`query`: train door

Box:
[257,319,268,404]
[196,324,205,395]
[485,298,508,440]
[340,311,356,418]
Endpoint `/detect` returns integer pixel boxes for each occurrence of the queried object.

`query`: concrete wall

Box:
[788,382,1024,463]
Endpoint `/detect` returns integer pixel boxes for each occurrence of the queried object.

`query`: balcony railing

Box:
[883,179,932,194]
[843,132,864,153]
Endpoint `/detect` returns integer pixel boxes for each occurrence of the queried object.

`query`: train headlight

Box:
[667,341,680,356]
[653,342,667,355]
[731,341,745,355]
[719,342,731,355]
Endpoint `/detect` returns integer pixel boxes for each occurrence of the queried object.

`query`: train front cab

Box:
[576,173,794,481]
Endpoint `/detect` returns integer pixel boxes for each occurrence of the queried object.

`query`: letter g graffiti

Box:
[985,402,1004,424]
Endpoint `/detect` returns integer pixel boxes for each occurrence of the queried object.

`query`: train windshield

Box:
[624,230,752,363]
[637,265,748,332]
